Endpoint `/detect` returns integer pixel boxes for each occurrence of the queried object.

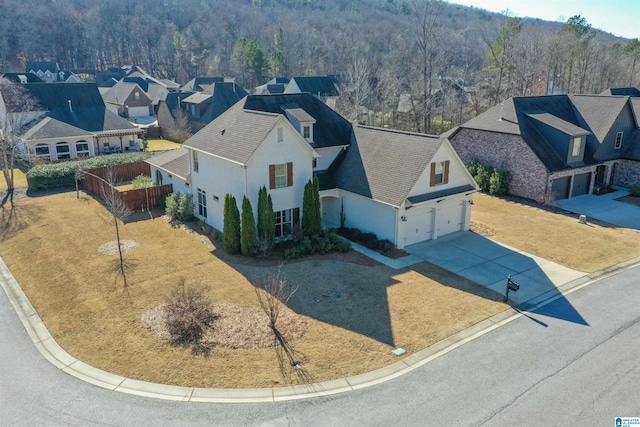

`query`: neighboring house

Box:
[181,77,236,92]
[148,93,477,249]
[254,77,289,95]
[448,89,640,203]
[157,82,248,135]
[25,61,80,83]
[0,82,141,161]
[98,66,173,116]
[284,76,340,109]
[1,72,44,84]
[101,79,153,118]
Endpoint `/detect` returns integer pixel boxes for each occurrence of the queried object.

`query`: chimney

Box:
[68,100,73,112]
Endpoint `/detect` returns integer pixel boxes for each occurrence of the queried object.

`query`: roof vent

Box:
[498,103,504,121]
[221,129,225,135]
[68,100,73,112]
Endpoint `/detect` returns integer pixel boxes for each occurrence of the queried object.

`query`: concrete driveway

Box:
[403,232,585,305]
[552,187,640,230]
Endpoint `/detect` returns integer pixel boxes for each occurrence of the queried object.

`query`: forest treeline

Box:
[1,0,638,133]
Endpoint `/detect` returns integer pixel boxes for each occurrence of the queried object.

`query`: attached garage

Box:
[403,209,433,246]
[571,172,591,197]
[436,201,464,237]
[551,177,570,201]
[127,106,151,117]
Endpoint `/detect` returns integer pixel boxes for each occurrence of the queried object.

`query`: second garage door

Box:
[437,202,464,237]
[403,209,433,246]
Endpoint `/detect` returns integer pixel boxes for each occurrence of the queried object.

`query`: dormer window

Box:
[303,125,311,139]
[571,137,582,157]
[134,92,140,100]
[615,132,623,149]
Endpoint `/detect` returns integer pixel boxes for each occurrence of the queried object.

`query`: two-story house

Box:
[148,93,478,249]
[448,90,640,203]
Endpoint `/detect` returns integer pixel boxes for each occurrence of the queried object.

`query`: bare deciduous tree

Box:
[0,78,39,209]
[253,269,310,384]
[171,108,193,144]
[101,166,133,289]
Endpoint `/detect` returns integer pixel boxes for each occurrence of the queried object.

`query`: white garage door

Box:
[127,106,150,117]
[437,202,464,237]
[403,209,433,246]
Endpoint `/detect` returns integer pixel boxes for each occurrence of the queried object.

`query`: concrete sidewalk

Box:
[2,252,640,403]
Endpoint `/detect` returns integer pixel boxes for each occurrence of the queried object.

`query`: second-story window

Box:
[278,127,283,142]
[615,132,623,149]
[430,160,450,186]
[269,163,293,189]
[134,92,140,100]
[572,137,582,157]
[303,125,311,139]
[193,150,199,172]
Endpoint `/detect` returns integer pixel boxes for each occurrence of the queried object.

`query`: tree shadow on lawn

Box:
[234,259,507,348]
[0,202,41,242]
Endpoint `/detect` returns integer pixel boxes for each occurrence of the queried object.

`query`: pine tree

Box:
[223,194,241,254]
[241,195,257,257]
[257,186,275,249]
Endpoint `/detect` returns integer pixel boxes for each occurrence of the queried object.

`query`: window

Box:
[430,160,449,186]
[76,141,89,157]
[134,92,140,100]
[193,150,199,172]
[191,105,196,116]
[129,135,135,147]
[571,137,582,157]
[156,170,163,185]
[274,208,299,237]
[56,142,70,160]
[270,163,292,189]
[197,188,207,218]
[615,132,623,149]
[277,127,283,142]
[312,158,317,169]
[303,125,311,139]
[34,144,50,159]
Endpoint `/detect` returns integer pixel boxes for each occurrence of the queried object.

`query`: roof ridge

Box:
[356,124,440,139]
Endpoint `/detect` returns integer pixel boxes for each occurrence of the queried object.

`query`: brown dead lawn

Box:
[471,193,640,272]
[0,191,508,388]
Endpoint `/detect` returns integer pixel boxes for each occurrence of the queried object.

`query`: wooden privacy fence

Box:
[81,162,173,212]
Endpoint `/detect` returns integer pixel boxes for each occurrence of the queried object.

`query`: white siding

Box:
[408,142,474,197]
[189,149,247,231]
[340,191,397,243]
[246,120,315,214]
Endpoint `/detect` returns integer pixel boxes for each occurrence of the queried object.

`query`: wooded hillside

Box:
[1,0,638,133]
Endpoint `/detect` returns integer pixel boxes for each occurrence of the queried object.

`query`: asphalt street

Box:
[2,265,639,426]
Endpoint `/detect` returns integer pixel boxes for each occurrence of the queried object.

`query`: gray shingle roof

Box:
[146,148,191,180]
[333,126,444,207]
[102,81,148,105]
[243,93,352,149]
[569,94,629,142]
[526,112,590,136]
[21,117,92,140]
[183,100,281,165]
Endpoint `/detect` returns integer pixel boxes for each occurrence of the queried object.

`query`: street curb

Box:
[2,255,640,403]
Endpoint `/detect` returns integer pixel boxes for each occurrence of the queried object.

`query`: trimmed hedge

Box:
[26,151,166,190]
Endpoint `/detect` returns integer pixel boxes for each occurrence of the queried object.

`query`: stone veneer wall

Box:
[449,128,549,202]
[615,159,640,188]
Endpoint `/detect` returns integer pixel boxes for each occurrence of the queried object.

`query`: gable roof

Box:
[102,80,151,107]
[180,82,248,124]
[289,76,340,97]
[26,61,59,74]
[569,94,629,142]
[146,148,191,180]
[333,126,445,207]
[181,77,225,92]
[183,100,282,165]
[460,95,597,172]
[243,93,352,148]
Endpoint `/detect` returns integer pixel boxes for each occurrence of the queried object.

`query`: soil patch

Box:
[615,195,640,207]
[142,303,308,349]
[98,240,139,255]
